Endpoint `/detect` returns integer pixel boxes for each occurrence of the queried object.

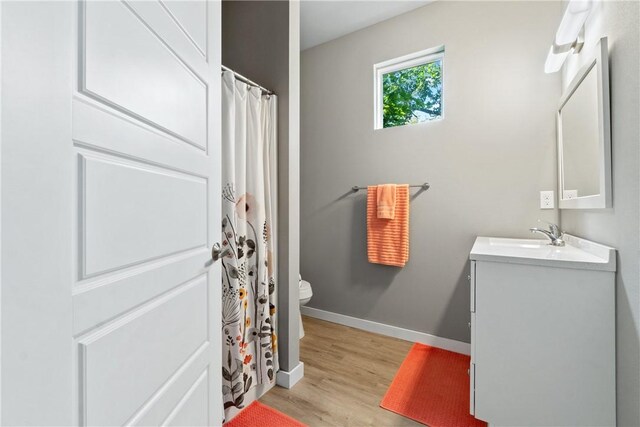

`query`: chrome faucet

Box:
[530,221,565,246]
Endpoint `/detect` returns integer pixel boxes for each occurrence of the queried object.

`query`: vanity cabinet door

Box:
[472,261,615,426]
[469,360,475,415]
[469,261,476,313]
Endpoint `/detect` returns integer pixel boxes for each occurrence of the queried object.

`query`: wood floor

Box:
[260,316,422,426]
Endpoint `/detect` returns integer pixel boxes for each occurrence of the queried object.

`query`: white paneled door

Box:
[1,1,222,425]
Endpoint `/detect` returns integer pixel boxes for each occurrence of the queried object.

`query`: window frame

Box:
[374,45,445,130]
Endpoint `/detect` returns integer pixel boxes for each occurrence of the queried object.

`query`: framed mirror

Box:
[557,37,611,209]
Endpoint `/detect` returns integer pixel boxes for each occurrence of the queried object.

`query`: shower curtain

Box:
[220,71,278,419]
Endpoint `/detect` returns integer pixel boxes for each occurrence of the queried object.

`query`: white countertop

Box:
[470,234,616,272]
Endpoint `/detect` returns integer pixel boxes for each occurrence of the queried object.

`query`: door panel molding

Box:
[124,1,208,64]
[161,369,209,426]
[157,0,208,59]
[77,276,208,426]
[73,249,208,336]
[128,346,210,426]
[73,96,210,176]
[78,0,208,150]
[78,150,208,279]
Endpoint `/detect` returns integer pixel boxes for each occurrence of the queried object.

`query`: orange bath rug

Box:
[380,343,487,427]
[224,401,307,427]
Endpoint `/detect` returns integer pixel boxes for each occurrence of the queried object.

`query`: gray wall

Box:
[300,0,561,343]
[222,0,301,372]
[559,2,640,425]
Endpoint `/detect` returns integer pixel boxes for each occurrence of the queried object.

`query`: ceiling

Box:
[301,0,433,51]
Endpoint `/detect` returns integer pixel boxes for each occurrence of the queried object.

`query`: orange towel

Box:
[367,184,409,267]
[377,184,397,219]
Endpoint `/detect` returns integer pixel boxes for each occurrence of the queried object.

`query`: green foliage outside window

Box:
[382,60,442,128]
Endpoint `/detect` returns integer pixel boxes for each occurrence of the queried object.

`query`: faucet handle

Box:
[537,220,562,237]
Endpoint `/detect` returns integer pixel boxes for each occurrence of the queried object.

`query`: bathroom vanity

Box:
[469,235,616,426]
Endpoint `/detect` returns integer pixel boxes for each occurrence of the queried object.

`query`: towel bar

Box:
[351,183,430,192]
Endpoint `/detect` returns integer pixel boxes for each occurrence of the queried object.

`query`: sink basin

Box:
[470,235,616,271]
[487,238,547,249]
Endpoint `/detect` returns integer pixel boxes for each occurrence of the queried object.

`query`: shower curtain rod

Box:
[221,64,274,95]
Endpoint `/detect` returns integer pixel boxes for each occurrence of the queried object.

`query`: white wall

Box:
[300,1,561,343]
[560,1,640,425]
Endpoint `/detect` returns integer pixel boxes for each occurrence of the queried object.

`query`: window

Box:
[374,46,444,129]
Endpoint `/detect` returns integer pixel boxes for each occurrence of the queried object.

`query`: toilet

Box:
[299,275,313,338]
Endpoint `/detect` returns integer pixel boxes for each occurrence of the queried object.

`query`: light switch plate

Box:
[540,190,555,209]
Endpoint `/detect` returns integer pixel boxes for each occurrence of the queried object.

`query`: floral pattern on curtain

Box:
[221,71,278,418]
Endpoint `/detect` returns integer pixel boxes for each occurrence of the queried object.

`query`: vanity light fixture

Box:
[544,0,592,73]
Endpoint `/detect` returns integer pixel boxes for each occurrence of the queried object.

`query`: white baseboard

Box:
[301,306,470,355]
[275,361,304,389]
